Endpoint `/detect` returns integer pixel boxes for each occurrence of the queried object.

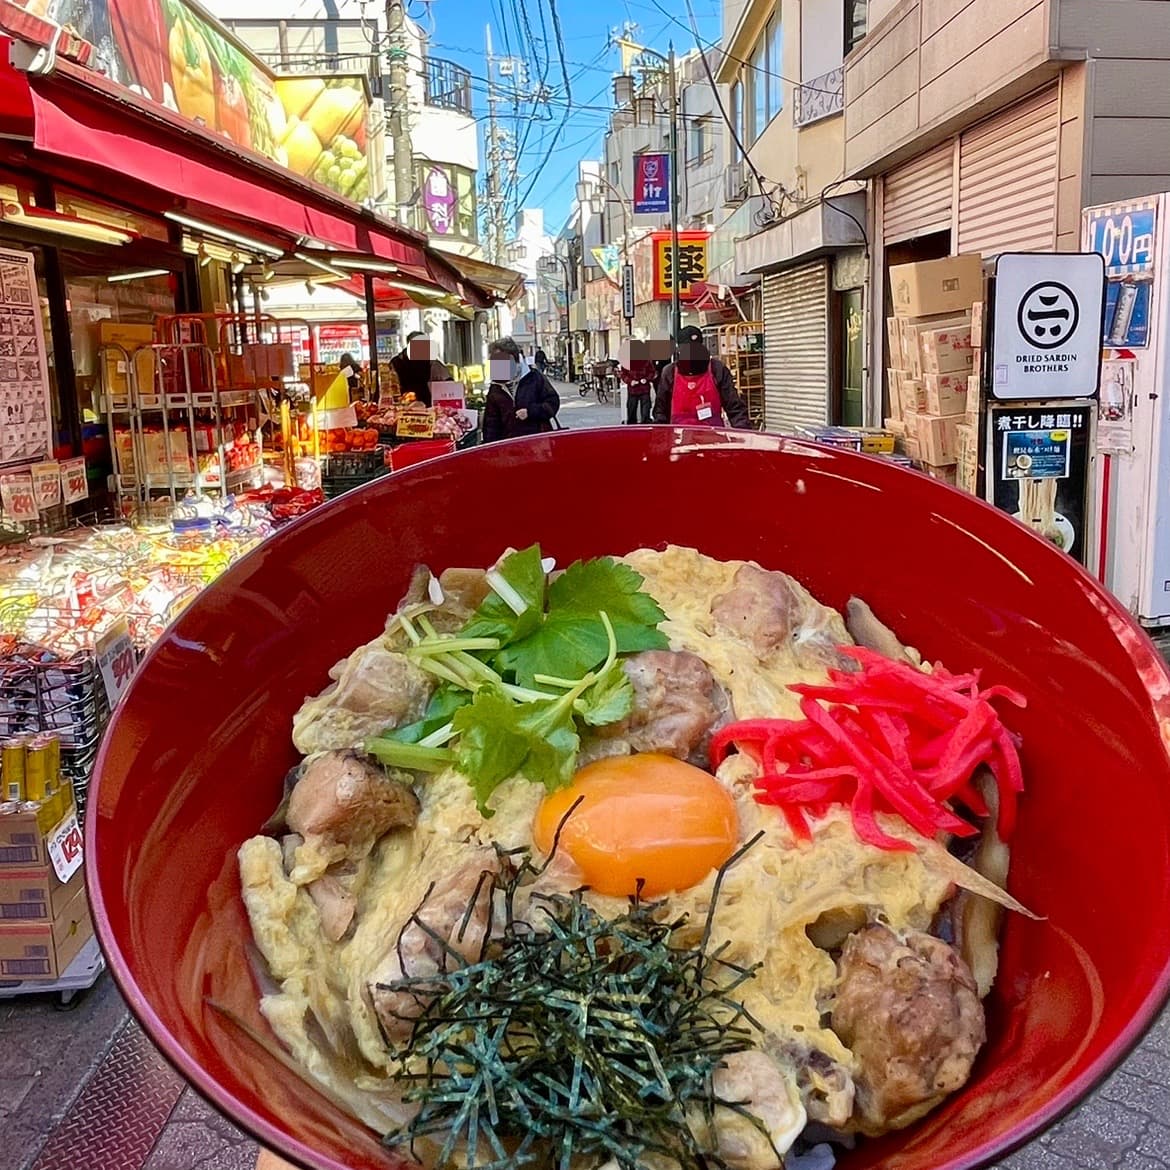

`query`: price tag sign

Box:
[396,409,435,439]
[96,619,136,706]
[0,470,35,521]
[60,456,87,504]
[47,810,84,883]
[31,462,62,512]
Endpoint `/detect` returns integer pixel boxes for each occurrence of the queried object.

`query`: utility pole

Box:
[667,43,681,342]
[484,29,521,266]
[387,0,414,227]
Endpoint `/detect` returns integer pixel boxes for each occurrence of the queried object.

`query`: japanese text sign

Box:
[96,620,136,707]
[48,812,84,883]
[633,153,670,215]
[652,232,709,302]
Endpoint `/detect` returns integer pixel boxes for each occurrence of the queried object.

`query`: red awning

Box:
[12,60,486,302]
[0,37,32,139]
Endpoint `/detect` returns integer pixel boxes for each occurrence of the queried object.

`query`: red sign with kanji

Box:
[651,231,710,302]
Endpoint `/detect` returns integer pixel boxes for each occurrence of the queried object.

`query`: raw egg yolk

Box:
[532,754,739,898]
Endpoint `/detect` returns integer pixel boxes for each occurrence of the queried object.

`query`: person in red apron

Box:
[653,325,751,428]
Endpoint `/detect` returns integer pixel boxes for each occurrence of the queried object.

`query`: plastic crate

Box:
[321,449,385,478]
[322,466,391,500]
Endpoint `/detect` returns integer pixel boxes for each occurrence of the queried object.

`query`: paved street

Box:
[550,378,624,429]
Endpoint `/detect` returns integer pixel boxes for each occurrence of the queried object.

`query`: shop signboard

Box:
[652,232,710,302]
[622,264,635,319]
[633,153,670,215]
[990,252,1106,400]
[396,409,435,439]
[0,469,34,522]
[1084,198,1159,349]
[591,245,621,285]
[0,1,373,203]
[30,462,61,512]
[987,402,1093,566]
[422,167,457,236]
[316,323,367,366]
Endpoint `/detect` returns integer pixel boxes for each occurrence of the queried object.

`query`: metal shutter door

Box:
[882,143,954,244]
[957,85,1059,256]
[762,261,829,432]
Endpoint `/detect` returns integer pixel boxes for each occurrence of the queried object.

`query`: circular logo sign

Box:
[1017,282,1079,350]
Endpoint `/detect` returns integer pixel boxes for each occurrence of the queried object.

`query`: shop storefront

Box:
[737,193,866,432]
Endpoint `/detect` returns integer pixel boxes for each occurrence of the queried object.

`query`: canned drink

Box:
[24,740,50,804]
[2,739,26,803]
[1109,283,1139,346]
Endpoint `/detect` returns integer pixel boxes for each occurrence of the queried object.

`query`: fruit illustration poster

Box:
[0,248,51,468]
[8,0,372,203]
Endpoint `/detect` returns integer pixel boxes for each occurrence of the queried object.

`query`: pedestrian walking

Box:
[481,336,561,442]
[653,325,750,428]
[618,340,657,424]
[534,346,549,374]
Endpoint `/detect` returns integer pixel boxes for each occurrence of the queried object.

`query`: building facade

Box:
[213,0,483,366]
[845,0,1170,424]
[717,0,868,433]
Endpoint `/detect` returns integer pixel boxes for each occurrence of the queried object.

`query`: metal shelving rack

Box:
[711,322,765,431]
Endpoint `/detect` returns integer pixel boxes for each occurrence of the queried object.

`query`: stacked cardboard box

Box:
[885,255,984,481]
[0,801,92,981]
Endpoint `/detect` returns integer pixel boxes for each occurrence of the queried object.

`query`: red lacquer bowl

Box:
[87,427,1170,1170]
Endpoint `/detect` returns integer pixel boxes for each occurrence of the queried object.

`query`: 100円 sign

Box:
[990,252,1106,400]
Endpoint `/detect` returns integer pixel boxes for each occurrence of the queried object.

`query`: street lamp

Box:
[538,253,574,382]
[613,42,682,340]
[585,173,635,339]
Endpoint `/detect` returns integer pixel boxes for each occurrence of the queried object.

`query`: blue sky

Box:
[412,0,722,232]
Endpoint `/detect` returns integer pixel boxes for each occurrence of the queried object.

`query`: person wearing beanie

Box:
[652,324,750,427]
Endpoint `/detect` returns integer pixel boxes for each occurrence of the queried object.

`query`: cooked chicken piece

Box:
[280,833,303,876]
[287,752,419,852]
[711,565,853,672]
[773,1042,856,1130]
[307,874,357,942]
[292,644,433,755]
[845,598,913,665]
[619,650,728,764]
[438,567,492,613]
[831,924,985,1134]
[370,851,500,1042]
[704,1049,806,1169]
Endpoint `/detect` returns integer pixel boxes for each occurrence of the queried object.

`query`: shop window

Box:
[845,0,868,54]
[62,255,178,424]
[767,17,784,122]
[748,12,784,142]
[751,39,767,141]
[689,118,713,167]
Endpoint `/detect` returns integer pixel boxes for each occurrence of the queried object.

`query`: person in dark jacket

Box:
[534,347,549,373]
[653,325,750,428]
[481,336,561,442]
[619,339,657,424]
[389,332,450,405]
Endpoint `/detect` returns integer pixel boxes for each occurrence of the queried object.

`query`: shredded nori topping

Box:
[380,835,772,1170]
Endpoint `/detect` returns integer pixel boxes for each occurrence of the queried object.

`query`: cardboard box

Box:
[965,375,983,427]
[914,413,960,466]
[0,807,49,868]
[923,463,959,486]
[899,320,923,379]
[884,417,907,438]
[920,325,974,376]
[886,369,905,419]
[890,254,984,319]
[99,322,155,399]
[902,378,926,413]
[886,318,904,368]
[924,372,969,417]
[0,864,84,923]
[970,300,985,381]
[0,884,92,981]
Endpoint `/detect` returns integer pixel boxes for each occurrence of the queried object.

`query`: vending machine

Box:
[1082,195,1170,626]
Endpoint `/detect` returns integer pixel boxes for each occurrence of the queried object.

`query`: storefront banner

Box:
[652,232,709,302]
[633,153,670,215]
[316,323,367,366]
[989,403,1092,565]
[591,245,621,285]
[2,0,371,203]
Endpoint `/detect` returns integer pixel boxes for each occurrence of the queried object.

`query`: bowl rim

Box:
[86,426,1170,1170]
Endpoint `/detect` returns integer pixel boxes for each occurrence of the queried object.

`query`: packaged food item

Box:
[923,373,969,416]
